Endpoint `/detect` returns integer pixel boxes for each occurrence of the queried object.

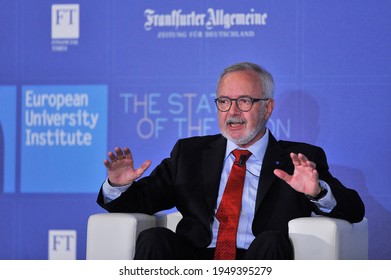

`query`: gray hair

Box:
[217,62,275,99]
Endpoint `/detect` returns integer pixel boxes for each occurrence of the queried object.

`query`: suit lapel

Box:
[202,135,226,213]
[254,132,290,212]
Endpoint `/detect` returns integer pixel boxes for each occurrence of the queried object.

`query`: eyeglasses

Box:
[214,96,269,112]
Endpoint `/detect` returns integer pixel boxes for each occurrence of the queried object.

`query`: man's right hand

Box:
[103,147,152,186]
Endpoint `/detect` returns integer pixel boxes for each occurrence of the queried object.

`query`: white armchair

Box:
[86,212,368,260]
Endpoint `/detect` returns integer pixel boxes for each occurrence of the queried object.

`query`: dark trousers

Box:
[134,227,293,260]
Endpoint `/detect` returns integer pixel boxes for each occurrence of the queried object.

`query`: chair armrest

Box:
[155,211,183,231]
[86,213,156,260]
[288,216,368,260]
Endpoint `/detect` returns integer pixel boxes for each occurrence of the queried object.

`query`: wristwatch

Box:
[306,181,328,201]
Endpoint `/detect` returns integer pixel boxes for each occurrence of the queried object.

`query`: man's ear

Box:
[265,98,274,120]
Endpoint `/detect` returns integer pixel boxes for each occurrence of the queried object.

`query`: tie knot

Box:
[232,149,252,166]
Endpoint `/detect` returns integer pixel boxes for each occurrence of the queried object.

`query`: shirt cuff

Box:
[102,178,132,204]
[310,180,337,213]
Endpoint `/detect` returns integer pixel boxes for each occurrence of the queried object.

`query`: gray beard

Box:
[221,120,265,146]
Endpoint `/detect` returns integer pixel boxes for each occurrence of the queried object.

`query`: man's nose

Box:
[229,100,241,113]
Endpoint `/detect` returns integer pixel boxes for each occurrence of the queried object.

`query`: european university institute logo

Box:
[51,4,80,51]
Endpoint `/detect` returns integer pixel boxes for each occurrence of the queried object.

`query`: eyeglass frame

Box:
[214,96,270,112]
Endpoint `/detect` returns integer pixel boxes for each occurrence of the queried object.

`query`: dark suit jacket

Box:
[98,131,365,248]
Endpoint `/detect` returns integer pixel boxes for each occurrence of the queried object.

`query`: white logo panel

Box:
[51,4,80,39]
[48,230,77,260]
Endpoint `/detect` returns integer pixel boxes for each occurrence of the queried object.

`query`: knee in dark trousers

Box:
[134,227,195,260]
[243,230,293,260]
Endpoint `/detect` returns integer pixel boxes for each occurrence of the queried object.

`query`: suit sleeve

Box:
[311,147,365,223]
[97,141,182,214]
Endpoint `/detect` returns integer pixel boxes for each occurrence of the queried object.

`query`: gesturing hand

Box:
[103,147,152,186]
[273,153,321,196]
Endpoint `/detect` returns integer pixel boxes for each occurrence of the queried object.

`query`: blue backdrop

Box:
[0,0,390,259]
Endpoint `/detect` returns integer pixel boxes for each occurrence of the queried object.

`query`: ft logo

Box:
[48,230,77,260]
[51,4,80,39]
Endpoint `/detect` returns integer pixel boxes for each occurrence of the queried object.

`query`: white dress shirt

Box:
[208,132,268,249]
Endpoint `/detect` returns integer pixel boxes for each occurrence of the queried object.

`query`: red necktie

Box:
[214,149,252,260]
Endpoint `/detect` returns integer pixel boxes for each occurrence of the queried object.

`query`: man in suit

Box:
[97,62,365,259]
